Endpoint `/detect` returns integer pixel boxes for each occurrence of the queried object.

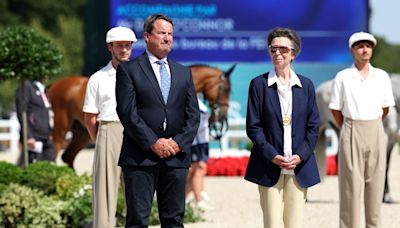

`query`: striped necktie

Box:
[156,60,171,103]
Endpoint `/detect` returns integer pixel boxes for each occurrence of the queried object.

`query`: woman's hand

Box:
[272,155,288,167]
[273,154,302,170]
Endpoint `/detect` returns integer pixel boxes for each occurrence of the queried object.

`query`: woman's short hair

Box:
[267,27,301,56]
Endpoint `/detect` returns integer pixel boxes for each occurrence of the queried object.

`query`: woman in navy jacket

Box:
[245,27,320,228]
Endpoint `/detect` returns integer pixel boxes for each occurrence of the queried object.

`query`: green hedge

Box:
[21,161,76,194]
[0,161,24,185]
[0,161,203,227]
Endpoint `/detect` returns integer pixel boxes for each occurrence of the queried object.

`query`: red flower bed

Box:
[207,156,249,176]
[206,155,338,176]
[326,155,338,175]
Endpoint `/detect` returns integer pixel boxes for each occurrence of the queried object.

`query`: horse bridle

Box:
[209,72,230,140]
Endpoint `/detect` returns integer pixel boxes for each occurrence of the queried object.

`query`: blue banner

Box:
[110,0,368,63]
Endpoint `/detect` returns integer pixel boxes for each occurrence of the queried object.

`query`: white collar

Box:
[105,61,116,77]
[146,50,168,64]
[350,63,375,79]
[267,68,302,88]
[34,81,46,92]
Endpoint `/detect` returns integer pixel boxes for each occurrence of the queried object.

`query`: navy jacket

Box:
[15,80,52,141]
[245,72,320,188]
[116,53,200,168]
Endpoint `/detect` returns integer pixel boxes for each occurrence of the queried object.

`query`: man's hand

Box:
[331,109,343,129]
[151,138,176,158]
[84,113,98,142]
[166,138,181,153]
[27,138,36,150]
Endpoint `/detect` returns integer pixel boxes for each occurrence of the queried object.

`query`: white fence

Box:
[0,116,249,153]
[217,118,249,151]
[0,113,20,153]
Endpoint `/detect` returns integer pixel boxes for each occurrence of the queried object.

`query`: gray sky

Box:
[370,0,400,44]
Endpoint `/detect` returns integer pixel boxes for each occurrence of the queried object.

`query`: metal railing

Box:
[0,113,20,153]
[217,118,249,150]
[0,116,250,154]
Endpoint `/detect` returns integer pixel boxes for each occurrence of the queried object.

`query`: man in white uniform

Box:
[83,26,137,228]
[329,32,395,228]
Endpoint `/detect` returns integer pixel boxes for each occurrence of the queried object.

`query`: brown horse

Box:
[47,65,236,168]
[190,64,236,139]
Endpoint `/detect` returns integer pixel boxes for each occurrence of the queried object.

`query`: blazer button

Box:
[158,126,163,131]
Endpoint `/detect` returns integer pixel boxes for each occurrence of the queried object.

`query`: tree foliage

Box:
[29,17,84,79]
[0,0,85,77]
[0,0,85,34]
[0,26,62,82]
[0,0,85,115]
[371,36,400,73]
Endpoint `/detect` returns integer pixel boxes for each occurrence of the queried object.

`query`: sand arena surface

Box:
[1,146,400,227]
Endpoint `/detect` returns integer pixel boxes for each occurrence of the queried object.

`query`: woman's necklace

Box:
[282,95,291,126]
[277,78,292,126]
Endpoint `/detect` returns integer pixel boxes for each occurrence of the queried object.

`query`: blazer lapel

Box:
[265,76,283,125]
[138,53,165,104]
[167,59,178,102]
[291,85,301,128]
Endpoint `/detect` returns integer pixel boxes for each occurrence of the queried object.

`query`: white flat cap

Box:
[348,32,377,48]
[106,26,137,43]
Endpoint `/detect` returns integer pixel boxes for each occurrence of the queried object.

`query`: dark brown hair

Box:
[143,14,173,34]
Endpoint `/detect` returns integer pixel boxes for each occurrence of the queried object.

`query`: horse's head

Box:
[190,64,236,139]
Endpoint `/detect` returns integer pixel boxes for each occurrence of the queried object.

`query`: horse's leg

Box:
[52,109,71,158]
[383,108,398,203]
[61,120,91,168]
[383,131,396,203]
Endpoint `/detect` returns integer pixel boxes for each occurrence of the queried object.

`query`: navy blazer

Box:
[245,72,320,188]
[15,80,52,141]
[115,53,200,168]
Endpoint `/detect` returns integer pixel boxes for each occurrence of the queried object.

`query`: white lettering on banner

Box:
[175,37,265,51]
[116,4,217,19]
[194,4,217,15]
[249,37,265,50]
[179,38,219,50]
[109,34,265,52]
[174,18,235,32]
[121,18,234,33]
[116,16,264,52]
[221,38,235,50]
[236,39,249,50]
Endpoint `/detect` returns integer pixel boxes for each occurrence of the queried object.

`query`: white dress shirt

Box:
[329,64,395,120]
[268,68,302,175]
[146,50,171,88]
[83,61,120,121]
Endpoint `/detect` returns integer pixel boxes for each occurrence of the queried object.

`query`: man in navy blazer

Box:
[115,14,199,227]
[15,79,55,163]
